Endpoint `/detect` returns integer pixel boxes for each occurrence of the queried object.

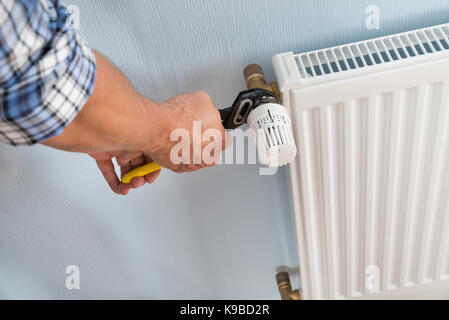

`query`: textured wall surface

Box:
[1,0,449,299]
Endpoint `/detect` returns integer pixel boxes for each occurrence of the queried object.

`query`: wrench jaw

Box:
[219,86,297,168]
[219,88,280,130]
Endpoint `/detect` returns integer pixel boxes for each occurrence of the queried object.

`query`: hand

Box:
[42,51,230,193]
[89,151,161,195]
[142,91,231,173]
[89,91,229,195]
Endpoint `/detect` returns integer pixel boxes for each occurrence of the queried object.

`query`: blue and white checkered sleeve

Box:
[0,0,96,145]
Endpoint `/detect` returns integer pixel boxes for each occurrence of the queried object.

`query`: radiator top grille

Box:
[295,23,449,80]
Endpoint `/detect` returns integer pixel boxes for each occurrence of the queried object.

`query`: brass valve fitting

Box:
[243,64,280,100]
[276,271,301,300]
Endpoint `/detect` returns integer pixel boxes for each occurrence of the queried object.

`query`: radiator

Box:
[273,23,449,299]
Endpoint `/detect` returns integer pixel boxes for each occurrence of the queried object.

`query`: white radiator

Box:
[273,23,449,299]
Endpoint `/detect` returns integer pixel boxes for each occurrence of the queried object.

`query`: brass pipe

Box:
[243,64,280,100]
[276,271,301,300]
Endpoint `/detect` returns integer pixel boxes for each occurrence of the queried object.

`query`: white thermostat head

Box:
[247,103,297,167]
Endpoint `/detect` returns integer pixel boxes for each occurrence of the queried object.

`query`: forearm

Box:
[42,51,163,153]
[2,1,226,194]
[42,49,226,183]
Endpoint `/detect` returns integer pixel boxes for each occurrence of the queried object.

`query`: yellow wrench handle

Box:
[121,162,162,184]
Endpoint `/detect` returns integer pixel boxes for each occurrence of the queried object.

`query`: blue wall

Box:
[0,0,448,299]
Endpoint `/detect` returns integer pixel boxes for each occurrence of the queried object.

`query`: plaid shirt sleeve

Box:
[0,0,96,145]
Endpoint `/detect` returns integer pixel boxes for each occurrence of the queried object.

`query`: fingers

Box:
[129,176,146,188]
[144,169,161,183]
[117,182,132,195]
[95,159,131,195]
[142,155,161,183]
[92,151,162,195]
[125,169,160,188]
[118,153,161,189]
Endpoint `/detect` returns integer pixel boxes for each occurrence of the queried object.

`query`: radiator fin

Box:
[294,82,449,299]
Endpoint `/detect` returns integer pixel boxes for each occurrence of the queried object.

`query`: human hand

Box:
[89,151,161,195]
[142,91,231,173]
[90,91,230,194]
[42,52,229,194]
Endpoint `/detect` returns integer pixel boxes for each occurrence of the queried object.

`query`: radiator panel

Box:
[273,23,449,299]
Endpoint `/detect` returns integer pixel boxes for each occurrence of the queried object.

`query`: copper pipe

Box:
[243,64,280,100]
[276,271,301,300]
